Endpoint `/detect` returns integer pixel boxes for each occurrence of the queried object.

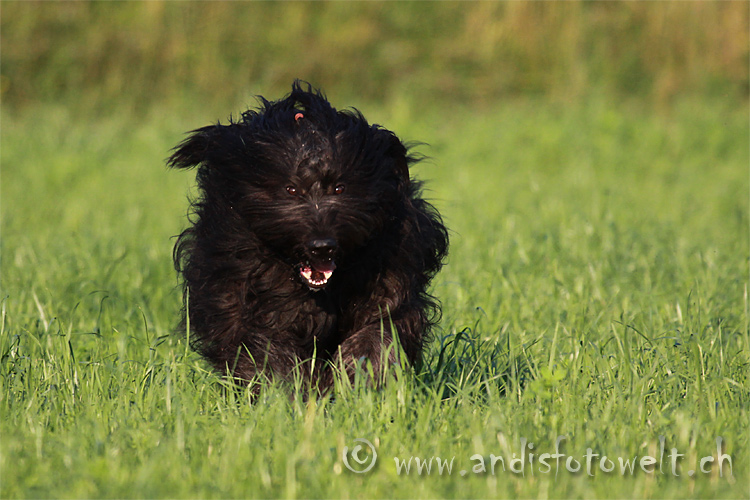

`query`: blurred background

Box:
[2,2,747,115]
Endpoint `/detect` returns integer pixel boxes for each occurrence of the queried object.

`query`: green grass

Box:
[3,2,747,113]
[1,96,748,498]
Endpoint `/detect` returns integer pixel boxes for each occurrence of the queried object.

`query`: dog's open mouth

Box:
[298,260,336,290]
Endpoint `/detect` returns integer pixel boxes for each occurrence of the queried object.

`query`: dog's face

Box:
[169,85,412,290]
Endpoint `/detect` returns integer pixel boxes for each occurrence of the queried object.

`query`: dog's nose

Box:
[308,238,337,260]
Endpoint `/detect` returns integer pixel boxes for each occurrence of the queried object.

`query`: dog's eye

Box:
[286,186,299,197]
[334,184,345,195]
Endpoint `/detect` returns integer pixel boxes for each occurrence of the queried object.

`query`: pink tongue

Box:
[314,261,336,274]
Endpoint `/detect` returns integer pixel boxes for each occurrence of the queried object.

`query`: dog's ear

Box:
[167,124,230,170]
[387,134,412,188]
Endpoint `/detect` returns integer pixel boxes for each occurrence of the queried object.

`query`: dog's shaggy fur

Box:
[168,82,448,390]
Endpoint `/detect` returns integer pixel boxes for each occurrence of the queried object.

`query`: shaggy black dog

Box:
[168,82,448,390]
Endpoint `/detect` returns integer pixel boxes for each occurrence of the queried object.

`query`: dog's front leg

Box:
[330,328,396,387]
[332,311,425,387]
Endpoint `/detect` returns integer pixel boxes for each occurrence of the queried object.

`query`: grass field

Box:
[1,95,748,498]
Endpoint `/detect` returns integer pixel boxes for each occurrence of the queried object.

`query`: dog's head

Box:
[169,81,415,290]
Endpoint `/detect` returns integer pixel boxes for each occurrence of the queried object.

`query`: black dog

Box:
[168,82,448,390]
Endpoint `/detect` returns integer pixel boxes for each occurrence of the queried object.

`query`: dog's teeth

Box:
[299,263,335,288]
[299,265,333,288]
